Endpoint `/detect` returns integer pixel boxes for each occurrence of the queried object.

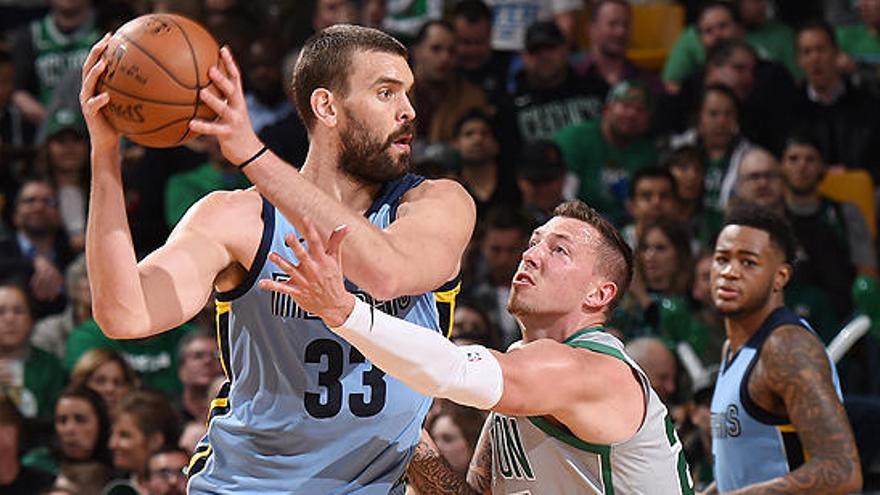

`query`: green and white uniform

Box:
[18,13,99,103]
[489,329,693,494]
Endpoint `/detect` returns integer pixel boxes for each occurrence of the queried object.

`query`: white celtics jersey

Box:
[489,329,694,494]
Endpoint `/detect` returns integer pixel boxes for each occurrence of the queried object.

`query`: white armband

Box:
[331,299,504,409]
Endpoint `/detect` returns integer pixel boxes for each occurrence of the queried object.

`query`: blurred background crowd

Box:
[1,0,880,493]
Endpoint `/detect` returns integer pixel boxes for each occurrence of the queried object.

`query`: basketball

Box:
[97,14,220,148]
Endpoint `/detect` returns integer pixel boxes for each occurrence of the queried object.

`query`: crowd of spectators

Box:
[1,0,880,493]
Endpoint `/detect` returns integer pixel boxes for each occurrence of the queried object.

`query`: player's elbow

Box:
[92,304,148,340]
[841,459,863,494]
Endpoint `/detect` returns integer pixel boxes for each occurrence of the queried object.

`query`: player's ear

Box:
[311,88,337,128]
[773,262,791,292]
[583,281,617,311]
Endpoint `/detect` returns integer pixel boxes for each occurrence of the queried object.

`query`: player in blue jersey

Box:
[79,25,475,493]
[704,203,860,494]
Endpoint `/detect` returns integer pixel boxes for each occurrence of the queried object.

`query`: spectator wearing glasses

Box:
[0,178,75,318]
[143,447,189,495]
[175,329,223,423]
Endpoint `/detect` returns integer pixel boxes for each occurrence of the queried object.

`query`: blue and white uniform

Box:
[188,174,441,494]
[710,307,842,492]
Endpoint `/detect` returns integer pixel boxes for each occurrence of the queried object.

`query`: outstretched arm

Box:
[261,219,644,443]
[190,48,475,299]
[80,37,256,339]
[730,326,862,495]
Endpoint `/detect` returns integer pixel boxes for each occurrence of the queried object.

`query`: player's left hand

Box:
[189,45,263,165]
[258,220,356,328]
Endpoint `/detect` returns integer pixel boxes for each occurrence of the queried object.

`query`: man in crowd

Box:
[507,20,607,142]
[576,0,663,96]
[791,19,880,181]
[554,80,657,226]
[0,179,74,317]
[411,20,490,145]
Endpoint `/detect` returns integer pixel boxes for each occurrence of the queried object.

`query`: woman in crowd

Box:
[425,400,487,477]
[671,84,753,210]
[22,385,112,475]
[614,218,698,343]
[69,348,139,415]
[110,389,181,493]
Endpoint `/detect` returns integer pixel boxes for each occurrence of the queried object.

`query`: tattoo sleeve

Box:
[406,423,492,495]
[731,326,862,495]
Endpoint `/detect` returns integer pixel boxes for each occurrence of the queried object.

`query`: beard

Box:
[338,111,413,186]
[506,288,536,318]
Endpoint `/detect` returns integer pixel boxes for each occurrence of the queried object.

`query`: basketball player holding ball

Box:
[80,22,474,493]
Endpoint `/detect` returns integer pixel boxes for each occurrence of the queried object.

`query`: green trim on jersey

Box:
[567,339,628,363]
[666,414,696,495]
[526,416,615,494]
[563,326,607,344]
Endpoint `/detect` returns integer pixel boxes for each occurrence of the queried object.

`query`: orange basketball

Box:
[97,14,220,148]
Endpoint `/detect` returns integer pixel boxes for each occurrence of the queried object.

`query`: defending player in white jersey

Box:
[263,200,694,494]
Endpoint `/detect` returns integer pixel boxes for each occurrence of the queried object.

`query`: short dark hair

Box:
[796,18,838,49]
[553,200,633,311]
[699,83,741,117]
[453,108,495,138]
[664,145,703,171]
[706,38,756,67]
[698,1,741,27]
[782,131,825,162]
[414,19,455,46]
[590,0,631,25]
[723,202,798,264]
[451,0,492,23]
[628,166,675,199]
[292,25,407,130]
[0,279,31,318]
[147,446,190,477]
[176,327,217,366]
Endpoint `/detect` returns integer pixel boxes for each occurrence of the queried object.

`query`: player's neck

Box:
[300,145,382,214]
[520,311,606,343]
[724,298,785,354]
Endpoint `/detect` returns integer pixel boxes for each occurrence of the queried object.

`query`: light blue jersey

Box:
[188,174,440,494]
[710,307,842,492]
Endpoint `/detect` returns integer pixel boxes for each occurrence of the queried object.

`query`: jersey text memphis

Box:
[188,175,440,493]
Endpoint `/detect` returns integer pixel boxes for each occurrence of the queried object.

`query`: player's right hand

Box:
[80,33,121,150]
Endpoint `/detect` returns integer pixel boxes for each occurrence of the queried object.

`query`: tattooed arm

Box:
[407,420,493,495]
[730,325,862,495]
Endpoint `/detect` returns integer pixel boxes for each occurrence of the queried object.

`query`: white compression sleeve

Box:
[331,298,504,409]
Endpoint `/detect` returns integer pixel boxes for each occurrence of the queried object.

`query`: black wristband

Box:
[237,145,269,170]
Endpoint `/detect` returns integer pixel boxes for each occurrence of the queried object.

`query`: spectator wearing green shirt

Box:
[0,282,65,420]
[553,80,658,226]
[164,136,250,228]
[662,0,799,93]
[837,0,880,63]
[837,0,880,91]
